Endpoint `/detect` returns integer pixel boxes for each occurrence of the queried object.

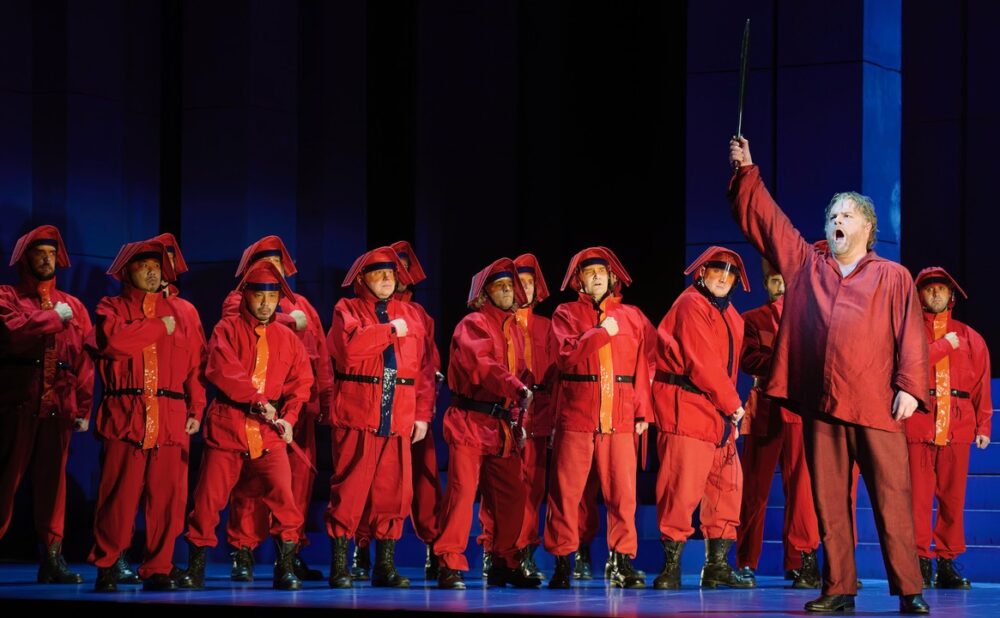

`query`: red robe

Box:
[0,277,94,545]
[729,165,929,427]
[741,297,801,433]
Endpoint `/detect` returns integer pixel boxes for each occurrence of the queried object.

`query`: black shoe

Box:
[350,543,370,580]
[934,557,970,589]
[607,550,645,589]
[424,544,440,580]
[482,551,494,579]
[805,594,856,612]
[438,567,466,590]
[183,542,207,590]
[292,552,324,581]
[37,541,83,584]
[700,539,755,589]
[371,539,410,588]
[737,566,757,586]
[230,546,254,582]
[328,536,352,588]
[113,553,141,584]
[919,557,932,588]
[653,540,684,590]
[273,539,303,591]
[523,544,545,580]
[142,573,178,591]
[785,568,801,581]
[573,543,593,580]
[487,560,543,588]
[94,566,118,592]
[549,554,572,589]
[170,565,195,589]
[793,550,821,589]
[900,594,930,614]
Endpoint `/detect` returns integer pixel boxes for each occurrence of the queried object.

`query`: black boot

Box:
[805,594,856,612]
[573,543,593,580]
[482,550,494,579]
[653,540,684,590]
[700,539,755,589]
[524,543,544,580]
[371,539,410,588]
[900,593,931,614]
[292,550,324,581]
[230,546,254,582]
[184,542,207,590]
[607,550,646,589]
[94,566,118,592]
[328,536,352,588]
[486,553,543,588]
[424,544,440,580]
[37,541,83,584]
[549,554,572,589]
[112,553,141,584]
[934,557,970,589]
[919,556,933,588]
[273,539,303,590]
[438,567,466,589]
[350,542,370,580]
[737,566,757,585]
[793,550,821,589]
[785,568,800,581]
[142,572,178,591]
[171,565,195,589]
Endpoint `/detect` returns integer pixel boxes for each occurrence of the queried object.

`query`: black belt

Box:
[654,371,705,395]
[104,388,187,401]
[0,357,71,371]
[559,373,635,383]
[335,371,415,386]
[452,395,512,421]
[929,388,970,399]
[217,392,285,414]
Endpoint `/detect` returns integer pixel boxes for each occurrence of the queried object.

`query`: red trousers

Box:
[356,429,442,547]
[186,447,301,548]
[0,413,72,545]
[434,444,526,571]
[90,440,187,578]
[226,416,319,549]
[478,435,548,550]
[737,423,820,570]
[656,432,742,542]
[325,428,411,541]
[803,416,923,596]
[908,442,971,559]
[544,431,638,557]
[579,463,600,545]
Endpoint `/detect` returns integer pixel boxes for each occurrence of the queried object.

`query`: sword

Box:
[733,18,751,169]
[267,418,317,473]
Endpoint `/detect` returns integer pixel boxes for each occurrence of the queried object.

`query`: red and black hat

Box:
[151,232,188,275]
[106,240,177,283]
[235,235,297,278]
[8,225,70,268]
[238,260,294,299]
[560,246,632,292]
[514,253,550,304]
[390,240,427,285]
[915,266,967,305]
[467,257,528,308]
[684,246,750,292]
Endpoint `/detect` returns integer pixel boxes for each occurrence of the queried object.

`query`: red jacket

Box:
[92,284,206,447]
[443,301,527,454]
[327,288,431,435]
[654,285,744,444]
[223,289,333,421]
[517,309,558,438]
[729,165,929,431]
[904,311,992,444]
[551,292,653,434]
[397,292,442,420]
[204,306,312,453]
[0,279,94,420]
[741,297,800,436]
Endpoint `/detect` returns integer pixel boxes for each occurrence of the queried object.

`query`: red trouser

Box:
[186,447,301,547]
[90,440,187,578]
[434,443,527,571]
[656,432,742,541]
[325,428,411,541]
[803,416,923,596]
[478,435,548,551]
[736,422,820,570]
[544,430,638,557]
[908,442,971,559]
[226,416,319,549]
[356,429,442,547]
[0,413,72,545]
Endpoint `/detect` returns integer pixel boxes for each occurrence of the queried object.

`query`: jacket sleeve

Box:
[890,273,931,412]
[302,297,335,421]
[969,329,992,438]
[632,313,653,422]
[0,288,66,346]
[928,336,955,365]
[452,315,525,402]
[328,299,396,364]
[740,316,772,377]
[182,303,208,422]
[551,305,612,369]
[278,333,314,427]
[672,298,743,416]
[414,308,437,423]
[94,297,168,359]
[70,298,95,421]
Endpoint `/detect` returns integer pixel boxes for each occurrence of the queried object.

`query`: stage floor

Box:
[0,564,995,617]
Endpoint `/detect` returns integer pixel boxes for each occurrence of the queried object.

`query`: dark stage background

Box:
[0,0,996,562]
